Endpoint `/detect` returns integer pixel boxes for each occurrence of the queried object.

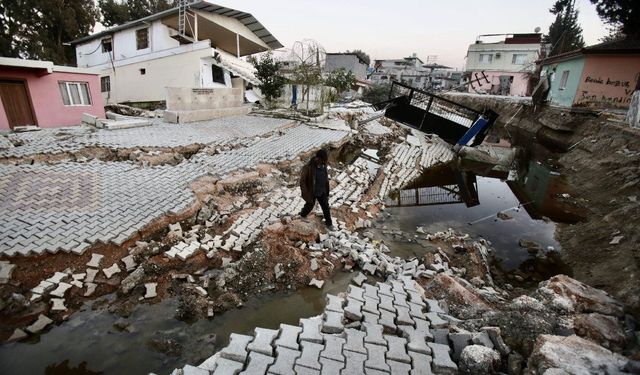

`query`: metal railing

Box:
[389,81,480,128]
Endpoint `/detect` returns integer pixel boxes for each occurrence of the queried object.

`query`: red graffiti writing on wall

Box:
[584,76,630,88]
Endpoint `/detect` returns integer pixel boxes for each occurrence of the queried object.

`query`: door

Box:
[0,80,36,129]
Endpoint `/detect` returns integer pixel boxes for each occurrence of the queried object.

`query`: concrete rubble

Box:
[1,108,638,375]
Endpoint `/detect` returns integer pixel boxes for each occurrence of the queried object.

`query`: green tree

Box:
[249,52,286,105]
[99,0,177,27]
[324,68,356,93]
[0,0,98,65]
[589,0,640,39]
[543,0,585,56]
[362,83,391,105]
[98,0,130,27]
[346,49,371,66]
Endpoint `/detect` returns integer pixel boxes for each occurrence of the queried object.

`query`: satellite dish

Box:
[534,27,541,33]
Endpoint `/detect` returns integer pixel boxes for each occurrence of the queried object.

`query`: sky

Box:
[206,0,609,70]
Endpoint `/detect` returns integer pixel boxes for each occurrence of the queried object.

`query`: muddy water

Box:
[379,163,576,277]
[0,272,354,375]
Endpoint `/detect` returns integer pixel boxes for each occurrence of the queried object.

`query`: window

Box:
[479,54,493,63]
[136,28,149,50]
[100,76,110,93]
[101,38,112,53]
[512,54,527,64]
[212,65,225,84]
[559,70,570,90]
[140,68,146,75]
[59,82,92,106]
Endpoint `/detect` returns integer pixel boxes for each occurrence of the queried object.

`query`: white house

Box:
[464,33,547,96]
[369,54,432,90]
[70,1,282,106]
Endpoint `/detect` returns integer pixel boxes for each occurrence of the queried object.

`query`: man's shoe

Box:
[326,224,335,231]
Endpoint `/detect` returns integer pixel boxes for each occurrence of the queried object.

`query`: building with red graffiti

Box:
[538,40,640,110]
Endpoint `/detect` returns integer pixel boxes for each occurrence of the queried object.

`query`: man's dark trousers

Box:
[300,194,332,226]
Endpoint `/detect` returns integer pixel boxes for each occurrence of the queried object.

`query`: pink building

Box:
[0,57,105,130]
[464,33,547,96]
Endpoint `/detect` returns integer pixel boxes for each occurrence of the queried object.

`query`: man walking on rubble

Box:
[299,149,334,229]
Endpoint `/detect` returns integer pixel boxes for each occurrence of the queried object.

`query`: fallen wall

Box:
[164,87,247,123]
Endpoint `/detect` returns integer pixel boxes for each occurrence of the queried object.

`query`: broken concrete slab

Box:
[309,278,324,289]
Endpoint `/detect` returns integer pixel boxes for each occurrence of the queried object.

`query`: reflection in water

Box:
[45,360,101,375]
[0,273,354,375]
[380,149,581,275]
[387,169,479,208]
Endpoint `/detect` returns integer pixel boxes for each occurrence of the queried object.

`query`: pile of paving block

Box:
[167,275,512,375]
[7,253,116,341]
[378,138,453,200]
[329,158,374,211]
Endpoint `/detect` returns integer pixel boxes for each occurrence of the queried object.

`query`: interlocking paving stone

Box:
[319,357,344,375]
[424,299,445,314]
[399,326,432,355]
[363,284,379,300]
[385,335,411,364]
[275,324,302,350]
[379,294,396,313]
[428,342,457,375]
[182,364,209,375]
[378,309,397,334]
[212,357,244,375]
[362,296,380,315]
[268,346,301,375]
[325,294,345,313]
[388,360,412,375]
[343,328,367,354]
[430,329,450,345]
[49,282,72,298]
[247,327,279,356]
[364,343,390,372]
[220,333,253,362]
[363,322,386,346]
[86,253,104,268]
[240,351,275,375]
[448,332,472,361]
[344,297,363,321]
[322,311,344,334]
[103,263,121,279]
[396,306,414,326]
[425,313,448,329]
[294,365,320,375]
[300,317,324,344]
[0,122,349,257]
[341,350,367,375]
[296,341,323,370]
[346,285,364,302]
[26,314,53,334]
[320,334,345,362]
[408,351,434,375]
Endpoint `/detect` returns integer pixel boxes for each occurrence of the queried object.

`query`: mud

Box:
[444,93,640,317]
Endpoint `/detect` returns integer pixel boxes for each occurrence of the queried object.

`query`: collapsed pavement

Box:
[1,105,639,374]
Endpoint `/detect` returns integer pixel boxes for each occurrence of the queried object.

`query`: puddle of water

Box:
[0,272,354,375]
[380,161,580,275]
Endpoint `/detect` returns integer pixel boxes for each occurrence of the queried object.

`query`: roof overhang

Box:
[69,1,282,50]
[0,57,101,75]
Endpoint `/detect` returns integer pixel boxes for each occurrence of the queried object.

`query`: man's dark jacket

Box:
[300,159,330,203]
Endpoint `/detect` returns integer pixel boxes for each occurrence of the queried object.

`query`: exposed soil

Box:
[444,93,640,317]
